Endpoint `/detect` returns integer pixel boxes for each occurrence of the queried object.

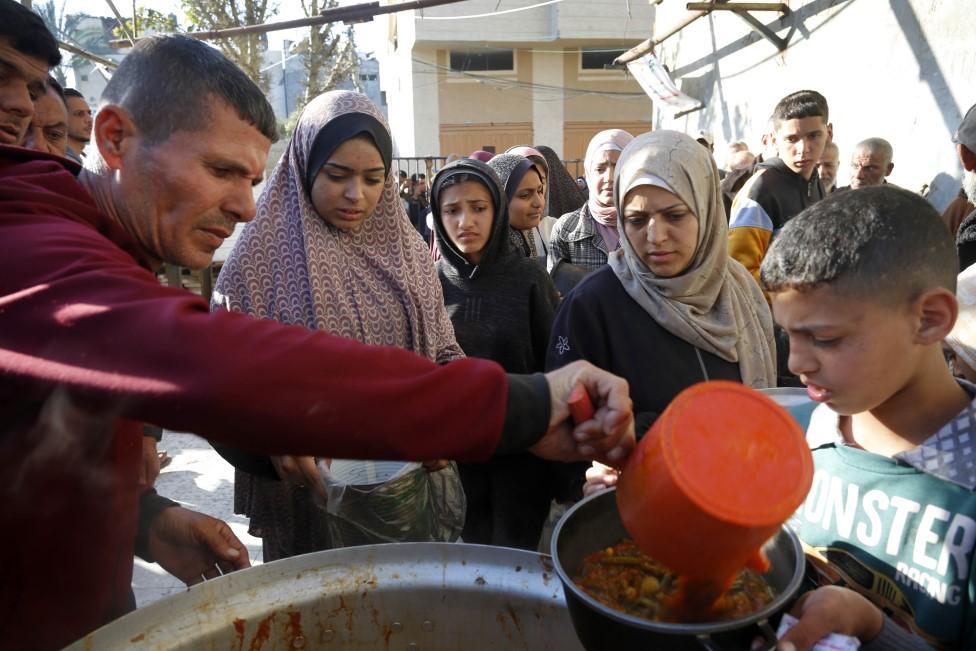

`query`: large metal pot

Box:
[551,488,806,651]
[66,543,585,650]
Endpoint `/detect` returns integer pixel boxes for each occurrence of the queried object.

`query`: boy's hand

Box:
[583,461,619,497]
[777,586,884,651]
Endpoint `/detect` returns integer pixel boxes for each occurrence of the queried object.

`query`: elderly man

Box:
[817,141,840,193]
[0,19,634,651]
[23,76,68,156]
[64,87,93,159]
[840,137,894,190]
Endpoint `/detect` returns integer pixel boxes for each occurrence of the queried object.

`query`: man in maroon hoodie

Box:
[0,17,635,650]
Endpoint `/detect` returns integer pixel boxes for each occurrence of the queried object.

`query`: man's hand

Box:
[777,586,884,651]
[531,361,635,467]
[147,507,250,585]
[140,435,161,487]
[271,455,327,501]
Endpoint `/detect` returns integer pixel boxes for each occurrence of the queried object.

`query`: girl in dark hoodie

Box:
[431,159,560,549]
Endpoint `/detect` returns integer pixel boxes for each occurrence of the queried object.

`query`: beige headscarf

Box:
[608,130,776,388]
[214,90,463,364]
[946,265,976,371]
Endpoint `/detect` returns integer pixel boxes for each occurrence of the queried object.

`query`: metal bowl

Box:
[551,488,806,651]
[66,543,585,650]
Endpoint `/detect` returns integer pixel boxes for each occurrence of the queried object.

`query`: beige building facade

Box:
[379,0,655,161]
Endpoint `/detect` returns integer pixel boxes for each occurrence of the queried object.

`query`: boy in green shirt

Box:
[761,186,976,650]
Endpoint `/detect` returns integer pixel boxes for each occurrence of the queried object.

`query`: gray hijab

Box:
[608,130,776,388]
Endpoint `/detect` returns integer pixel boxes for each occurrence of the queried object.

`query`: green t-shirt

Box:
[790,406,976,649]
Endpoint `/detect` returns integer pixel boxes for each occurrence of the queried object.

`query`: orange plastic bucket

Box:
[615,381,813,592]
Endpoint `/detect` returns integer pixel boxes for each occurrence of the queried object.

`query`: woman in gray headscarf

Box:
[547,130,776,438]
[212,90,463,560]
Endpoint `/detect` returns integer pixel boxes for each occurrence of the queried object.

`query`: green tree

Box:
[36,1,118,83]
[182,0,276,93]
[292,0,359,112]
[112,7,179,41]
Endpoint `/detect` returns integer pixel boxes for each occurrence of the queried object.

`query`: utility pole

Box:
[281,40,291,117]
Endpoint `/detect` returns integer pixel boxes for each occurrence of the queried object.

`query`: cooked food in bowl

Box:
[573,539,774,623]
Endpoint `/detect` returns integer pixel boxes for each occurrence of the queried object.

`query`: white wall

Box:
[655,0,973,210]
[413,0,652,43]
[380,12,421,155]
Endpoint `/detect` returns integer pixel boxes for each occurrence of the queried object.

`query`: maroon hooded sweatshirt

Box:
[0,147,547,649]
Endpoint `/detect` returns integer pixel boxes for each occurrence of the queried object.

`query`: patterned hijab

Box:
[213,90,463,364]
[608,130,776,388]
[488,153,538,257]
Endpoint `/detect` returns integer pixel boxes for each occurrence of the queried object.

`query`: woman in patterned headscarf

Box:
[487,153,547,264]
[212,90,464,561]
[548,129,634,274]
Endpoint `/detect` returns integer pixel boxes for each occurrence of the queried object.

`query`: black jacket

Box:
[546,267,742,437]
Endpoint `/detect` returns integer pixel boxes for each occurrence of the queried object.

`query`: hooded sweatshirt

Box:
[432,159,559,374]
[728,156,826,283]
[430,159,561,548]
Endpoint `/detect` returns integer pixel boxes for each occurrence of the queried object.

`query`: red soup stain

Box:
[248,613,276,651]
[288,611,304,640]
[233,618,247,651]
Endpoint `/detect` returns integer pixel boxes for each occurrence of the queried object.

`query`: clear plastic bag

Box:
[315,459,465,547]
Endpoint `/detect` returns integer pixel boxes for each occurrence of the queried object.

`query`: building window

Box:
[449,50,514,73]
[580,48,626,71]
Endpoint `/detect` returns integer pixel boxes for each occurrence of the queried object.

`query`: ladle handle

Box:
[568,382,595,423]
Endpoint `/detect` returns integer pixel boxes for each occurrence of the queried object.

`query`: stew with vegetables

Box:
[573,539,775,623]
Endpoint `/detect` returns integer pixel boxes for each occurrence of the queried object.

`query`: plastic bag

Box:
[315,459,465,547]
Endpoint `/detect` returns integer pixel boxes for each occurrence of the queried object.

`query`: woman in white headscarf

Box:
[546,131,776,489]
[212,90,464,561]
[548,129,634,274]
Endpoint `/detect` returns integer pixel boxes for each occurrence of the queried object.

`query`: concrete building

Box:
[263,41,308,121]
[378,0,654,159]
[652,0,974,211]
[358,56,387,117]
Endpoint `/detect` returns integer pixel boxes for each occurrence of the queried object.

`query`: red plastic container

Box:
[615,381,813,596]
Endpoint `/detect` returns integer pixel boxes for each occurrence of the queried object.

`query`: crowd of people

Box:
[3,1,976,649]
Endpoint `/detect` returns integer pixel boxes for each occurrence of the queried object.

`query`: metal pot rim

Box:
[550,488,805,635]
